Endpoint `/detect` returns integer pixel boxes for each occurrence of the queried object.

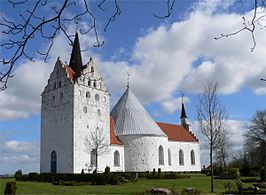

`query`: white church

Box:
[40,33,201,173]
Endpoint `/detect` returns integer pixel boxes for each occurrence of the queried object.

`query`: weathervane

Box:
[75,18,80,32]
[127,72,130,88]
[181,91,184,103]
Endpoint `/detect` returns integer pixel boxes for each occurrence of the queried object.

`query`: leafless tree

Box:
[84,127,109,173]
[245,109,266,167]
[214,127,231,167]
[197,81,227,193]
[215,0,266,52]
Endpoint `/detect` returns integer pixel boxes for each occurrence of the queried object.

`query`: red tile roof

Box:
[63,64,88,80]
[110,117,123,145]
[157,122,198,142]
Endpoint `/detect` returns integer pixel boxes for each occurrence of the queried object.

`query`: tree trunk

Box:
[210,143,214,193]
[96,150,98,173]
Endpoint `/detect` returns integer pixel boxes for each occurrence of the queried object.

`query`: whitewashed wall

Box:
[72,63,111,173]
[167,141,201,172]
[40,60,74,173]
[119,135,169,172]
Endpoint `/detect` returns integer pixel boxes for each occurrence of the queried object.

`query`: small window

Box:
[86,91,90,98]
[94,81,97,88]
[168,149,171,166]
[158,145,164,165]
[58,81,61,87]
[97,109,101,116]
[79,90,82,96]
[53,83,56,89]
[60,93,63,100]
[179,149,184,166]
[191,150,195,165]
[114,150,120,167]
[95,94,99,101]
[91,67,94,73]
[91,149,96,166]
[52,95,55,100]
[83,106,87,113]
[88,81,90,86]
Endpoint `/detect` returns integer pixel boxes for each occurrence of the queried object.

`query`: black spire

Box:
[69,32,83,73]
[180,94,187,119]
[180,102,187,119]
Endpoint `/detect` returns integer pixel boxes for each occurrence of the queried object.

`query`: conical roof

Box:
[69,32,83,73]
[111,87,166,136]
[180,102,187,119]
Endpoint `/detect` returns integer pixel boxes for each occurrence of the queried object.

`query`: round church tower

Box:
[111,86,169,172]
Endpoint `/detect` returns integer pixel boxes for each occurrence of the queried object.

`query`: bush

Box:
[147,172,191,180]
[220,168,240,179]
[104,166,110,175]
[261,167,265,182]
[28,172,39,181]
[14,170,22,179]
[4,181,17,195]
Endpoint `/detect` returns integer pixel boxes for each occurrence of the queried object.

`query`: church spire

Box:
[180,94,187,119]
[69,32,83,73]
[180,94,189,130]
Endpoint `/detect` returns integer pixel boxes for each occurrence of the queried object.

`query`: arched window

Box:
[97,109,101,116]
[95,94,100,101]
[83,106,87,113]
[114,150,120,167]
[94,81,97,88]
[51,151,57,173]
[179,149,184,166]
[60,92,63,100]
[191,150,195,165]
[90,149,96,166]
[91,67,94,73]
[79,90,82,96]
[158,145,164,165]
[86,91,90,98]
[168,149,171,166]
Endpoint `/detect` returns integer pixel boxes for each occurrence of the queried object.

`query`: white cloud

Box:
[1,0,266,121]
[0,140,39,174]
[191,119,247,166]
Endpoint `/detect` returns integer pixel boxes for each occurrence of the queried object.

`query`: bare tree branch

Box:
[215,0,266,52]
[0,0,122,90]
[154,0,176,19]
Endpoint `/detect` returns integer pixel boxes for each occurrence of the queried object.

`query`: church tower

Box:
[40,32,110,173]
[180,97,190,131]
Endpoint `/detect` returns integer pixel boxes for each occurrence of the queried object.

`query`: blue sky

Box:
[0,0,266,174]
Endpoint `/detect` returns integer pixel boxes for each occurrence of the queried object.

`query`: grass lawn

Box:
[0,174,259,194]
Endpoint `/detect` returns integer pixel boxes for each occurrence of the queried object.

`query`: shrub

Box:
[14,170,22,179]
[261,167,265,182]
[28,172,39,181]
[104,166,110,175]
[4,181,17,195]
[220,168,240,179]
